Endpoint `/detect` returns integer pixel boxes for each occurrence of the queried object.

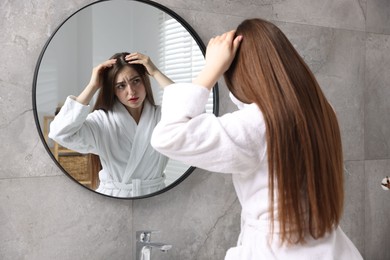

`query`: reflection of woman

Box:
[152,19,363,259]
[49,52,173,197]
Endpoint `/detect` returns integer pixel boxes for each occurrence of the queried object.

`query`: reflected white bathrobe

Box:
[49,96,168,197]
[151,83,363,260]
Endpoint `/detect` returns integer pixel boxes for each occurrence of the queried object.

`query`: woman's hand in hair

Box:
[194,30,242,90]
[126,53,158,76]
[126,52,173,88]
[88,59,117,91]
[76,59,116,105]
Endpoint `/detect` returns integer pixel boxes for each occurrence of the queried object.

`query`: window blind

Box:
[158,13,214,185]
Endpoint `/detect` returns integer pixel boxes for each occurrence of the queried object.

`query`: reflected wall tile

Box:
[133,170,240,260]
[367,0,390,34]
[0,175,133,260]
[340,161,365,257]
[276,22,365,160]
[365,33,390,160]
[273,0,366,31]
[364,160,390,260]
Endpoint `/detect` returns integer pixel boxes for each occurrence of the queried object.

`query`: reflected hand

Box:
[126,52,173,88]
[77,59,116,105]
[125,52,158,76]
[88,59,117,90]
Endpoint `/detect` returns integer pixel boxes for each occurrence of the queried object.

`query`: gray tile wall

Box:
[1,0,389,259]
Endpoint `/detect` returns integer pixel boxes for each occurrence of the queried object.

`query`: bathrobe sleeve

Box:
[151,83,267,176]
[48,96,103,154]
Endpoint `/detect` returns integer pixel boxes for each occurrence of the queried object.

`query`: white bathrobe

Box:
[49,96,168,197]
[151,83,363,260]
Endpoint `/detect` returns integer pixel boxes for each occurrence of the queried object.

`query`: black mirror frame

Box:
[32,0,219,200]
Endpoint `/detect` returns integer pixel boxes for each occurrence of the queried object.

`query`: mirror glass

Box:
[33,0,218,199]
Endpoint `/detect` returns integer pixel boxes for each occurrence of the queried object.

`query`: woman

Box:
[151,19,363,259]
[49,52,173,197]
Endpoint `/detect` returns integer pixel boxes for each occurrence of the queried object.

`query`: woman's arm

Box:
[193,30,242,90]
[150,31,264,175]
[125,52,174,88]
[49,59,117,153]
[151,83,265,175]
[48,97,103,154]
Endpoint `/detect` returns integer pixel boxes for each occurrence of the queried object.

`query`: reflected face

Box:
[114,66,146,114]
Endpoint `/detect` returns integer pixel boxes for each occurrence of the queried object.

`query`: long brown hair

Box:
[88,52,156,189]
[224,19,344,245]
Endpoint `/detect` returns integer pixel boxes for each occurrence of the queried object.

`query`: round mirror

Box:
[32,0,219,199]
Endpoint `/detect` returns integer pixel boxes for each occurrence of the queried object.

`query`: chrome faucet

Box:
[136,231,172,260]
